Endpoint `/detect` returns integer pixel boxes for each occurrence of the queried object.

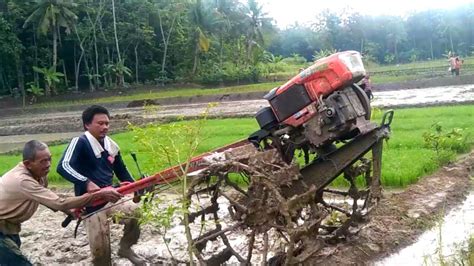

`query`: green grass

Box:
[1,105,472,188]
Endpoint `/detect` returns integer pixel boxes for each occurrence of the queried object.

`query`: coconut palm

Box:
[23,0,78,95]
[244,0,272,61]
[188,0,212,76]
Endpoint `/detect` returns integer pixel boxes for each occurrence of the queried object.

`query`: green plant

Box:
[312,49,338,61]
[384,53,396,64]
[128,104,216,265]
[139,192,179,262]
[104,60,132,87]
[26,83,44,104]
[422,122,468,165]
[33,66,64,95]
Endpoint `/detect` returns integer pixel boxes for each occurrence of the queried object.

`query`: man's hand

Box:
[87,180,100,192]
[96,188,123,203]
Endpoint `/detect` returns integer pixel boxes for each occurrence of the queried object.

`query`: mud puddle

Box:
[372,85,474,107]
[377,191,474,265]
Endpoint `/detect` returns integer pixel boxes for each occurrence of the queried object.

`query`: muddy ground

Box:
[19,151,473,265]
[309,152,474,265]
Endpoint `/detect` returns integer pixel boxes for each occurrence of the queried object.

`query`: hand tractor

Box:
[64,51,393,265]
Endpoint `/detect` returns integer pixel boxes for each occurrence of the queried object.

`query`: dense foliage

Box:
[1,1,474,97]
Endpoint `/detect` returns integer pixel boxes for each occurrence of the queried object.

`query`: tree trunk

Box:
[33,29,39,87]
[134,43,139,84]
[219,35,224,68]
[430,38,434,60]
[98,16,112,87]
[158,11,174,85]
[192,40,200,76]
[93,28,100,88]
[74,45,77,90]
[449,31,454,54]
[49,24,58,96]
[219,35,224,87]
[16,57,25,108]
[112,0,121,62]
[247,39,254,63]
[75,45,84,92]
[0,66,5,92]
[62,60,68,89]
[111,0,124,87]
[394,41,398,63]
[84,55,94,92]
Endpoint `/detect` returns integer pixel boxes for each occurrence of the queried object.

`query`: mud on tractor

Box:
[65,51,394,265]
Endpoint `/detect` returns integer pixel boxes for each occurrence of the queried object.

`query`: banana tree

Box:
[104,60,131,87]
[26,83,44,104]
[33,66,64,94]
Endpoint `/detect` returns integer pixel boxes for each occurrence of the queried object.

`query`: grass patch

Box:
[1,105,472,188]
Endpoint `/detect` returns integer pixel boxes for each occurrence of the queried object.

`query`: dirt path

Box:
[18,151,473,265]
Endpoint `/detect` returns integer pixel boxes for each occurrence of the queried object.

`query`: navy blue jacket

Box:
[57,134,135,198]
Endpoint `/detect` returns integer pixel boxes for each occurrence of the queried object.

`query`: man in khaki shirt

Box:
[0,140,123,265]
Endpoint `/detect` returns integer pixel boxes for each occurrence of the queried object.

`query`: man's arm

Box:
[57,137,89,194]
[113,152,135,183]
[20,178,122,212]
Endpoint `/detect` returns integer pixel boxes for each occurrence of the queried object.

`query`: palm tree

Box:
[188,0,212,76]
[23,0,77,95]
[212,0,243,67]
[244,0,271,62]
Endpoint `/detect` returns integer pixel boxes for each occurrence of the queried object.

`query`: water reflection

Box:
[376,191,474,265]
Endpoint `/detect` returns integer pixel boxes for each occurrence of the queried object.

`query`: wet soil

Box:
[308,152,474,265]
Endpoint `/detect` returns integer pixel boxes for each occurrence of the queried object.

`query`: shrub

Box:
[422,122,469,165]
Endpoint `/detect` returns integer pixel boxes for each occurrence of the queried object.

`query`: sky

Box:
[258,0,474,28]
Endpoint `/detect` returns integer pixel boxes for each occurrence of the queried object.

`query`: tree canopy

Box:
[1,1,473,97]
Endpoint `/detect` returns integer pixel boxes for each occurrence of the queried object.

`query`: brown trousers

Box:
[84,199,140,265]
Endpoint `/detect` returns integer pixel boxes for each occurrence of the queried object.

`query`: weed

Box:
[422,122,468,166]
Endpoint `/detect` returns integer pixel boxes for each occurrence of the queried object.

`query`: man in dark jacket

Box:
[57,105,146,265]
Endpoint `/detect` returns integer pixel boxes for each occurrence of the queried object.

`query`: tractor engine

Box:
[250,51,375,161]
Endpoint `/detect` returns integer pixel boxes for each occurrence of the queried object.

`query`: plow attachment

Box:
[184,111,393,265]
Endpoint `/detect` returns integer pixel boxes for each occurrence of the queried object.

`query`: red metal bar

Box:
[90,138,250,207]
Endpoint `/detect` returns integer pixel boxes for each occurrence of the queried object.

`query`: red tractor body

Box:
[251,51,373,158]
[265,51,366,127]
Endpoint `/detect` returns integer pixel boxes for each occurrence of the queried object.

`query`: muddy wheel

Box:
[185,148,289,264]
[185,146,329,264]
[352,83,372,120]
[315,157,380,240]
[185,141,383,264]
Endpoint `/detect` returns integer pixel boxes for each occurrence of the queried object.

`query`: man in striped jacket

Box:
[57,105,146,265]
